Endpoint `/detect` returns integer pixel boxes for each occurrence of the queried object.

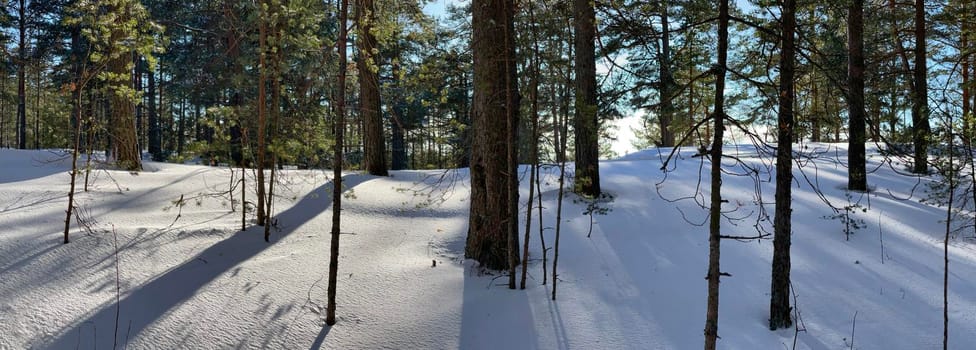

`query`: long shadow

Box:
[459,261,540,349]
[308,324,332,350]
[41,175,371,349]
[0,149,72,184]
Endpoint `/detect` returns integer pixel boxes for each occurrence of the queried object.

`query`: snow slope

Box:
[1,145,975,349]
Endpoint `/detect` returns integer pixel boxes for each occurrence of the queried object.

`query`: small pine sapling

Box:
[823,192,867,240]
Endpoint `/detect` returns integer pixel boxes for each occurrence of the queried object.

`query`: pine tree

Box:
[466,0,520,271]
[703,1,728,348]
[573,0,600,197]
[327,0,349,327]
[769,0,796,331]
[912,0,930,173]
[70,0,157,171]
[358,0,387,176]
[15,0,27,150]
[848,0,868,191]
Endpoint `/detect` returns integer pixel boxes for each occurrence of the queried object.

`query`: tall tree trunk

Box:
[521,0,542,290]
[963,6,971,144]
[390,42,407,170]
[358,0,388,176]
[811,83,821,142]
[265,21,283,243]
[1,70,6,148]
[704,1,729,348]
[848,0,867,191]
[256,4,269,226]
[65,87,84,244]
[34,63,41,149]
[17,0,26,150]
[573,0,601,197]
[911,0,930,174]
[135,54,144,152]
[466,0,521,271]
[107,3,141,171]
[659,1,676,147]
[769,0,796,331]
[148,61,161,160]
[391,115,406,170]
[869,93,882,142]
[177,97,186,155]
[327,0,349,326]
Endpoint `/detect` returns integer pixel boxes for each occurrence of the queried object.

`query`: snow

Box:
[2,144,976,349]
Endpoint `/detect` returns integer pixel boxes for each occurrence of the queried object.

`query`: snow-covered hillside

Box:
[1,145,974,349]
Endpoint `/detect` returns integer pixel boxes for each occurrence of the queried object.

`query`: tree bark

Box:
[769,0,796,331]
[847,0,867,191]
[135,54,144,152]
[178,97,186,155]
[390,42,407,170]
[17,0,26,150]
[659,1,676,148]
[106,3,141,171]
[256,4,269,226]
[466,0,521,271]
[358,0,388,176]
[327,0,349,326]
[963,6,971,144]
[573,0,601,197]
[148,60,161,160]
[911,0,930,174]
[704,1,729,348]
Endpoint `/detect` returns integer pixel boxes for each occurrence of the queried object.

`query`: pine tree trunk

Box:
[963,8,970,144]
[107,4,142,172]
[705,0,729,350]
[847,0,867,191]
[178,97,186,156]
[573,0,600,197]
[1,71,6,148]
[911,0,930,174]
[148,62,161,160]
[358,0,388,176]
[704,1,729,348]
[108,54,142,171]
[466,0,520,271]
[521,0,542,290]
[256,6,268,226]
[769,0,796,331]
[658,2,676,147]
[390,44,407,171]
[17,0,26,150]
[135,54,144,152]
[327,0,349,326]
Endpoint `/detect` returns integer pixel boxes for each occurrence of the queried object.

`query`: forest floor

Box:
[2,144,976,349]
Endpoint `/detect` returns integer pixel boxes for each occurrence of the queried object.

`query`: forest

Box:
[1,0,975,349]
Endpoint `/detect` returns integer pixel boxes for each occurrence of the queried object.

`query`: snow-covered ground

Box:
[2,144,975,349]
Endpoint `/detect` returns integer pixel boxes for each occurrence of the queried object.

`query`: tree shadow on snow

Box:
[40,175,370,349]
[458,263,542,349]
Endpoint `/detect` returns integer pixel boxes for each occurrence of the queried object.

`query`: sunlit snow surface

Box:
[1,144,975,349]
